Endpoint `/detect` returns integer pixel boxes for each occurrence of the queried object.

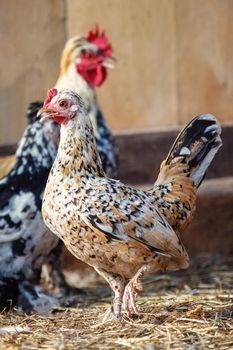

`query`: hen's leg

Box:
[0,278,19,311]
[94,268,125,320]
[123,265,149,316]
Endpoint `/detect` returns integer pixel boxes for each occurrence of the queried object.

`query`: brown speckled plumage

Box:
[39,89,222,319]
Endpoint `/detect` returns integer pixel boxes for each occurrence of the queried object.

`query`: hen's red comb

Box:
[86,25,112,57]
[44,88,58,107]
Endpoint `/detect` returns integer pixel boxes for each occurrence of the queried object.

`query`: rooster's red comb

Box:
[44,88,58,107]
[86,25,112,57]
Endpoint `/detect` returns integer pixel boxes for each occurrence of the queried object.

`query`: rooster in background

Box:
[55,26,118,176]
[38,89,222,320]
[0,26,117,180]
[0,26,117,313]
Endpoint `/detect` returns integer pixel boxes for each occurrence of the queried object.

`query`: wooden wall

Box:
[1,0,233,145]
[0,0,66,145]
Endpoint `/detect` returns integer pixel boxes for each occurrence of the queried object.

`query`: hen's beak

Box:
[37,108,58,121]
[102,56,117,69]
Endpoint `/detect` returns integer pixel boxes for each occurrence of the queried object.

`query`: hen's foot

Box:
[98,307,122,324]
[122,265,148,316]
[122,284,141,316]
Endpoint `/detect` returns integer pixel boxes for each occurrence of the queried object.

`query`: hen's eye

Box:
[59,100,68,108]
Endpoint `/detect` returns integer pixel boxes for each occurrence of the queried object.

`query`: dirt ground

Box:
[0,254,232,350]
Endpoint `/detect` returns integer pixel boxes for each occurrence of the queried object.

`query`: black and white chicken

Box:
[0,105,60,313]
[0,26,117,313]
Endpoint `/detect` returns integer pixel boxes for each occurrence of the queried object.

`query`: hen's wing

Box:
[75,178,188,267]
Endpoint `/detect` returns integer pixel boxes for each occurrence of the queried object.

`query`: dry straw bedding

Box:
[0,255,232,350]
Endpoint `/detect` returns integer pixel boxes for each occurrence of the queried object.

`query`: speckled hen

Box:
[38,89,222,319]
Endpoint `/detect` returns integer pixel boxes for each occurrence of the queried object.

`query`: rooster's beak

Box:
[37,108,58,121]
[102,56,117,69]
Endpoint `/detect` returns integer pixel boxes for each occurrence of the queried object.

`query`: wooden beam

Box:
[0,124,232,184]
[116,124,233,184]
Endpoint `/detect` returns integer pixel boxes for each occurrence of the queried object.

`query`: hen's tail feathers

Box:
[151,114,222,233]
[164,114,222,188]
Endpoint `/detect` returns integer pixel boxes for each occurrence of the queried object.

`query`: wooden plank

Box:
[1,0,177,144]
[0,0,66,145]
[1,124,232,184]
[175,0,233,124]
[116,124,233,184]
[183,177,233,256]
[67,0,177,130]
[67,0,233,130]
[1,0,233,144]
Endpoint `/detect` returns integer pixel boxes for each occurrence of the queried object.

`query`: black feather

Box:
[165,114,222,187]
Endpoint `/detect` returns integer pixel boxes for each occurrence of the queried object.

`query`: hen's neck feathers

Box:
[55,63,99,136]
[52,117,105,182]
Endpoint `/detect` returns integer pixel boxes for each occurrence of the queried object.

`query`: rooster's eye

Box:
[59,100,68,108]
[81,50,93,59]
